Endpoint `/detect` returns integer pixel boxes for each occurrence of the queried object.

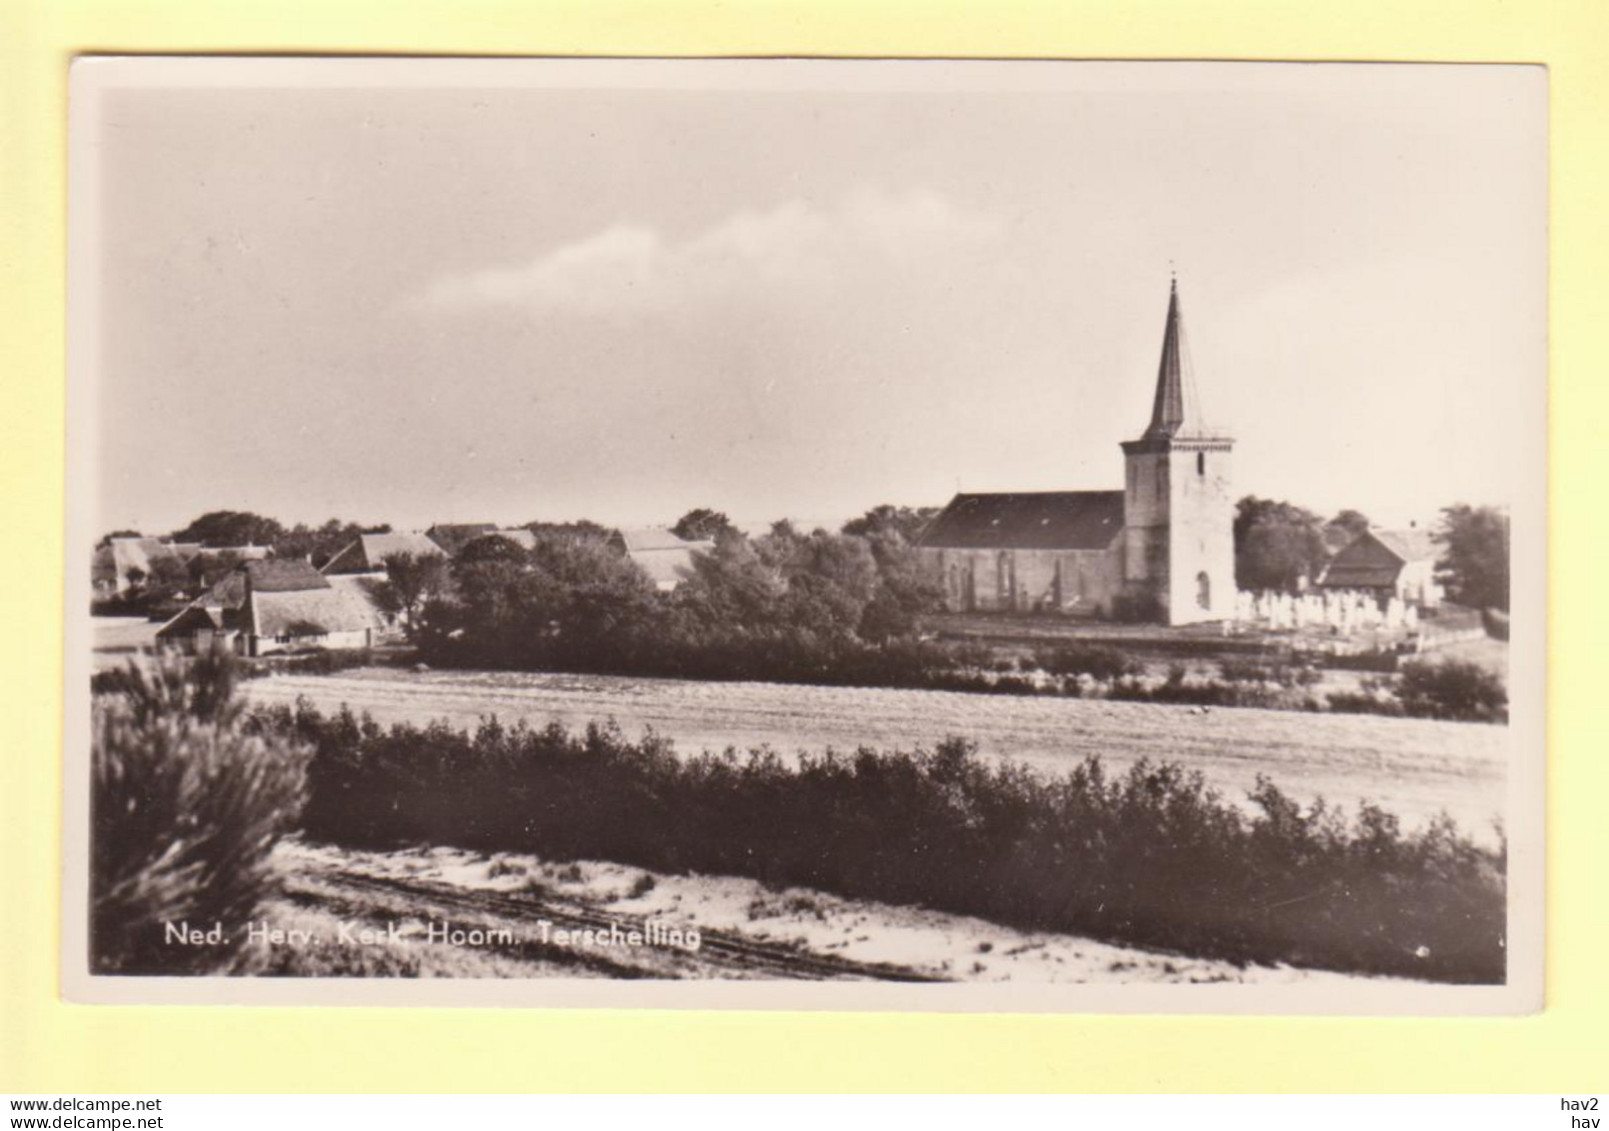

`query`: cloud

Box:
[414,188,1001,317]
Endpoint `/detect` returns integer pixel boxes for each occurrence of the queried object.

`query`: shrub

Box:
[263,702,1506,982]
[1218,657,1322,688]
[91,650,311,974]
[626,872,657,898]
[1032,643,1142,682]
[1322,649,1400,674]
[1395,659,1508,723]
[1109,590,1161,623]
[1324,690,1403,717]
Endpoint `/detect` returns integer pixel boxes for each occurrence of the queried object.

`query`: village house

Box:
[607,528,714,592]
[424,523,538,555]
[92,537,181,597]
[319,531,446,576]
[155,558,390,656]
[1317,527,1443,609]
[918,279,1236,626]
[91,537,270,600]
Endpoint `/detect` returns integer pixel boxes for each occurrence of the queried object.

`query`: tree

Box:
[1234,496,1328,592]
[674,533,785,628]
[1323,509,1371,552]
[524,519,616,544]
[857,530,946,642]
[672,508,735,542]
[186,548,245,591]
[171,510,285,549]
[775,532,880,638]
[91,649,310,973]
[1436,504,1510,611]
[529,536,660,650]
[125,553,191,608]
[841,504,940,543]
[379,551,450,635]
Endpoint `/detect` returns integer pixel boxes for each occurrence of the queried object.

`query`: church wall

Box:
[919,545,1124,615]
[1162,444,1236,625]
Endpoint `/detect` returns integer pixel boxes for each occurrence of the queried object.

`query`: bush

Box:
[1218,657,1322,688]
[91,650,310,973]
[1395,659,1508,723]
[1109,590,1161,623]
[1033,643,1142,682]
[261,702,1506,982]
[1322,649,1400,674]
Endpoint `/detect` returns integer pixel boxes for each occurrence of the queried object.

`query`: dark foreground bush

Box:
[92,651,310,973]
[259,701,1506,983]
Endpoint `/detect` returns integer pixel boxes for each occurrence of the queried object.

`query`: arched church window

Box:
[1196,571,1211,611]
[1197,451,1205,476]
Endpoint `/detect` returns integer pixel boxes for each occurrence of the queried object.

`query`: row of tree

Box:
[106,494,1510,619]
[384,510,950,683]
[1233,498,1510,611]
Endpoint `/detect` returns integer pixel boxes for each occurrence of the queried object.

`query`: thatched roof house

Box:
[607,528,713,591]
[320,531,445,576]
[1317,527,1443,607]
[157,558,388,656]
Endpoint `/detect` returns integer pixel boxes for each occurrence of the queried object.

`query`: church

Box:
[917,280,1236,626]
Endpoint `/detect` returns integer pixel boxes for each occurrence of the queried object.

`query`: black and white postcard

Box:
[64,57,1546,1012]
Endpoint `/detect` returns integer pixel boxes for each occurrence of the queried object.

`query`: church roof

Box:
[919,491,1126,551]
[1138,279,1225,443]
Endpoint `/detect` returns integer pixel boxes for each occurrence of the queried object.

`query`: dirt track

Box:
[283,856,937,981]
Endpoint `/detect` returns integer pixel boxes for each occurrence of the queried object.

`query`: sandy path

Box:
[245,666,1508,843]
[284,842,1408,985]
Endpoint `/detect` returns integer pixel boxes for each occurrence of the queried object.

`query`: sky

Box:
[80,59,1547,536]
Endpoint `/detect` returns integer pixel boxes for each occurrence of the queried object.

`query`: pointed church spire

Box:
[1140,275,1216,441]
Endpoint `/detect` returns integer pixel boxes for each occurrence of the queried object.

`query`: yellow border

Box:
[3,0,1604,1093]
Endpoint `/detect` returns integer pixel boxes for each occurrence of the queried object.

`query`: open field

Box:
[244,666,1508,846]
[90,616,160,663]
[242,840,1405,984]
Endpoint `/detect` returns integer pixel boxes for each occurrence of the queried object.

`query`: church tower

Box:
[1120,279,1236,624]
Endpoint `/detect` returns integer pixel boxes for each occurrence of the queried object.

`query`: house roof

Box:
[425,523,497,553]
[1317,528,1439,590]
[245,559,329,592]
[919,491,1126,551]
[488,528,537,550]
[615,527,705,553]
[630,547,708,589]
[154,603,225,638]
[249,585,387,638]
[95,538,183,585]
[427,522,497,540]
[158,561,390,638]
[608,529,711,588]
[1371,528,1440,564]
[320,532,444,574]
